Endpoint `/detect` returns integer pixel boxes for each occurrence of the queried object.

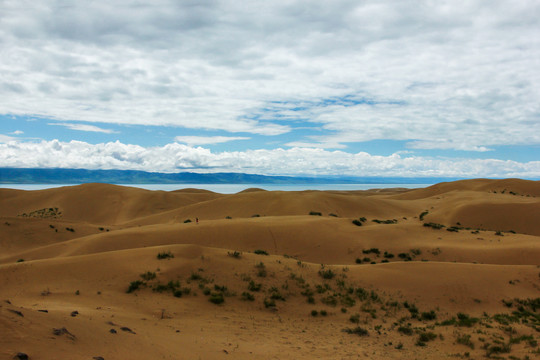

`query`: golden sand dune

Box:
[392,178,540,199]
[2,217,538,267]
[0,183,222,225]
[122,189,421,226]
[1,180,539,359]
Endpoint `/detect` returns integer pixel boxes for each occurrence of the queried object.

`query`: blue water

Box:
[1,183,432,194]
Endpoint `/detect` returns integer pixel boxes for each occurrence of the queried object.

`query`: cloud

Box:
[0,140,538,178]
[10,130,24,135]
[0,134,16,143]
[48,122,117,133]
[174,136,250,145]
[0,0,538,152]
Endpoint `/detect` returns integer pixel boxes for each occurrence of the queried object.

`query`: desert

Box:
[1,178,539,359]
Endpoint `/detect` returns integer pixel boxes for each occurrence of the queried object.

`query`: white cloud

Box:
[174,136,250,145]
[48,122,117,133]
[0,139,538,178]
[0,134,16,143]
[10,130,24,135]
[0,0,538,152]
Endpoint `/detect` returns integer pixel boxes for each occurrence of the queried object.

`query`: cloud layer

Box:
[1,0,539,154]
[1,139,538,178]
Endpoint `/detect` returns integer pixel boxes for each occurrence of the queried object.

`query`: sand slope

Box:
[1,179,539,360]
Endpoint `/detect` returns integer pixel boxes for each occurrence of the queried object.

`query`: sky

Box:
[1,0,539,178]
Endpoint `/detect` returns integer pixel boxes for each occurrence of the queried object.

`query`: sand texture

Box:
[1,179,539,359]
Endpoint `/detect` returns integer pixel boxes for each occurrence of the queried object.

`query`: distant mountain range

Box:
[0,168,458,185]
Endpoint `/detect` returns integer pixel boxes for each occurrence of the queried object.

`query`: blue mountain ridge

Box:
[0,168,459,185]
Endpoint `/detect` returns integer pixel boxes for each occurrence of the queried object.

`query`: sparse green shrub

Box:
[343,326,369,336]
[355,287,368,301]
[65,227,75,232]
[214,284,227,292]
[485,342,511,357]
[383,251,394,258]
[440,317,457,326]
[410,249,421,256]
[127,280,144,293]
[189,272,202,281]
[362,248,380,255]
[157,251,174,260]
[352,219,363,226]
[320,310,327,316]
[315,284,331,294]
[268,287,285,301]
[153,284,169,293]
[423,222,445,230]
[398,326,413,335]
[181,287,191,295]
[225,216,232,219]
[321,295,338,306]
[416,331,437,346]
[349,314,360,323]
[255,262,267,277]
[457,313,479,327]
[251,214,260,217]
[241,292,255,301]
[309,211,322,216]
[16,259,24,263]
[329,213,338,217]
[247,281,261,292]
[421,310,437,321]
[184,219,192,223]
[355,258,362,264]
[340,294,356,307]
[311,310,318,316]
[227,251,242,258]
[318,268,335,279]
[209,292,224,304]
[372,219,397,224]
[456,334,475,349]
[301,288,314,297]
[398,253,412,261]
[140,271,156,281]
[403,302,418,318]
[254,249,269,255]
[369,290,379,302]
[419,210,429,221]
[264,298,276,308]
[173,289,183,298]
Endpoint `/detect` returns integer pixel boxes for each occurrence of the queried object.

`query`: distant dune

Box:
[1,179,539,359]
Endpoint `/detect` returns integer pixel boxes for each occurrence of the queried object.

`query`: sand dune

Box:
[122,190,421,226]
[0,183,222,225]
[392,178,540,199]
[1,180,539,359]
